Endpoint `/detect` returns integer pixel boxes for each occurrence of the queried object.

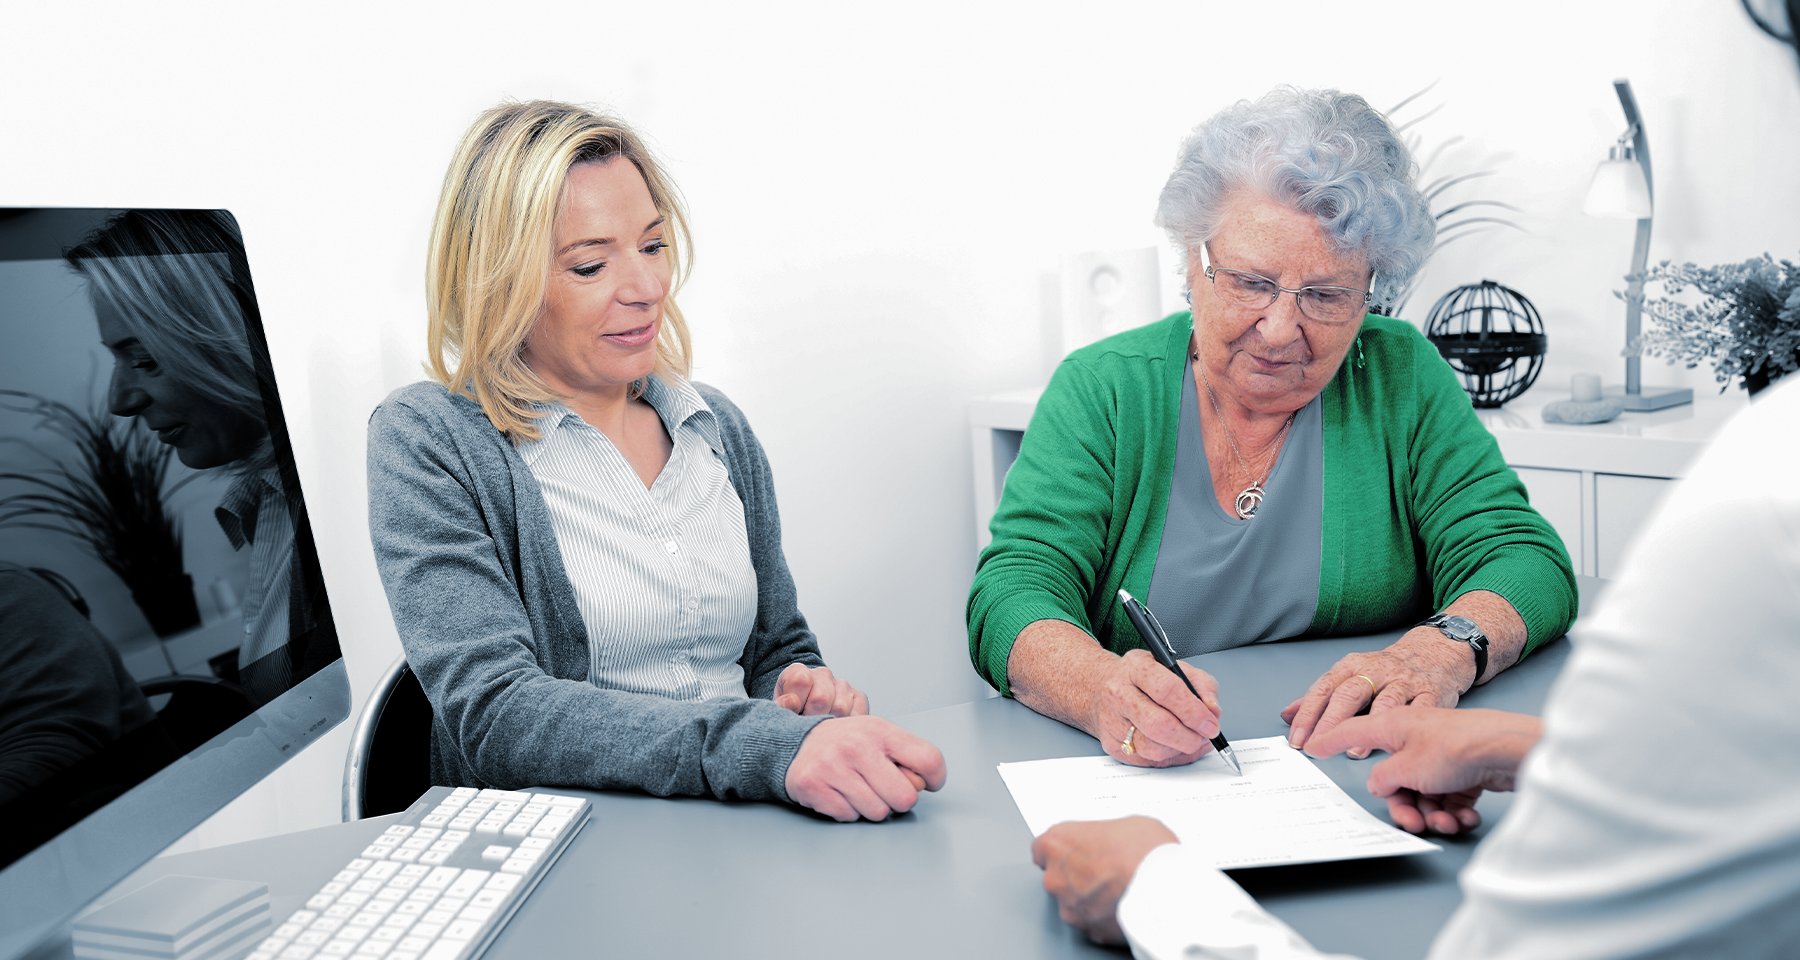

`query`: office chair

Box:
[140,674,254,754]
[342,655,433,821]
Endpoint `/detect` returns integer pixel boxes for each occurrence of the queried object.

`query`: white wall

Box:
[6,0,1796,850]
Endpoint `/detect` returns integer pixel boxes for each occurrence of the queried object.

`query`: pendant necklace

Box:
[1194,353,1295,520]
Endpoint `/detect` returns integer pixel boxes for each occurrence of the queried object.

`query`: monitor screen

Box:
[0,208,349,957]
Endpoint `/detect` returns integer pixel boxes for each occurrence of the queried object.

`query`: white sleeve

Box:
[1119,845,1360,960]
[1429,381,1800,959]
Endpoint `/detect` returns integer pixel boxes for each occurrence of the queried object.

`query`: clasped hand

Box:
[784,715,947,823]
[772,662,869,717]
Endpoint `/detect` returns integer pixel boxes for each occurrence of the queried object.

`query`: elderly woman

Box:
[367,101,944,822]
[67,209,339,706]
[967,87,1576,766]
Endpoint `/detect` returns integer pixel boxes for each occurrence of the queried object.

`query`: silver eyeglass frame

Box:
[1198,245,1374,325]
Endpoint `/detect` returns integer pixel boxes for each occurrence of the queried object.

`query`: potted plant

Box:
[1633,253,1800,396]
[0,387,200,637]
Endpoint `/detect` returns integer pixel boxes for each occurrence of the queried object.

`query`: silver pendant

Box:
[1235,484,1265,520]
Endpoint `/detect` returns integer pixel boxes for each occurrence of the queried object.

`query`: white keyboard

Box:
[247,786,590,960]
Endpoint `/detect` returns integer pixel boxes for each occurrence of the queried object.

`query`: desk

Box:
[87,590,1591,960]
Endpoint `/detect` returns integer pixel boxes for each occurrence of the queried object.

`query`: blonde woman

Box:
[367,101,944,821]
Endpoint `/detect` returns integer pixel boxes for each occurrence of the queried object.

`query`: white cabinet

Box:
[1593,473,1680,579]
[969,389,1744,577]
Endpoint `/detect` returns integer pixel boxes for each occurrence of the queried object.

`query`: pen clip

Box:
[1139,603,1175,660]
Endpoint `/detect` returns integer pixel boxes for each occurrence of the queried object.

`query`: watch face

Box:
[1439,615,1482,643]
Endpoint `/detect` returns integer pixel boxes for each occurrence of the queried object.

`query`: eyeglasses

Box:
[1202,263,1372,325]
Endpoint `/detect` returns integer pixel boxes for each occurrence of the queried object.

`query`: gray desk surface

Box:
[103,582,1594,960]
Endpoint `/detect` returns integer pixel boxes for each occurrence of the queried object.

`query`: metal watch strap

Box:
[1419,613,1488,688]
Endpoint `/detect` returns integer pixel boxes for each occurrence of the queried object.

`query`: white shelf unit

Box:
[968,387,1745,578]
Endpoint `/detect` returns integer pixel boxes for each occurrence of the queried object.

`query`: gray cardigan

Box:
[366,381,826,802]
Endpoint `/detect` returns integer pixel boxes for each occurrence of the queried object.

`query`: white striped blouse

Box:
[517,375,757,702]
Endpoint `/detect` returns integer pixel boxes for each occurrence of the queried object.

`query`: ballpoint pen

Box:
[1117,588,1243,776]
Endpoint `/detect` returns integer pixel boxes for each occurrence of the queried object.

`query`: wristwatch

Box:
[1417,613,1488,690]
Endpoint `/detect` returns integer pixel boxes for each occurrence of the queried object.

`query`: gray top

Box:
[1147,356,1322,656]
[366,381,826,804]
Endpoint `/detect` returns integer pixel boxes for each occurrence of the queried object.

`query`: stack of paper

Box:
[998,736,1439,869]
[73,875,270,960]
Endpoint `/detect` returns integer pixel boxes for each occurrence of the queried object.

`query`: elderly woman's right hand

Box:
[1094,649,1223,767]
[785,716,947,822]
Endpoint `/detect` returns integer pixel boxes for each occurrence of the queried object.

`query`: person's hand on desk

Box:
[1282,592,1529,752]
[785,716,946,822]
[1031,816,1178,945]
[1305,706,1541,835]
[1097,649,1224,768]
[1280,627,1476,752]
[772,663,869,717]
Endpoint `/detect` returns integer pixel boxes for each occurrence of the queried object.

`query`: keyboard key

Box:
[420,939,470,960]
[445,870,489,899]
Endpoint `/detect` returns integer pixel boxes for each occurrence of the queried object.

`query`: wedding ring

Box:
[1355,674,1378,695]
[1121,724,1137,756]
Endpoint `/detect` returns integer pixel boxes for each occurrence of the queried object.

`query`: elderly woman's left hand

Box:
[1279,627,1477,751]
[773,663,871,717]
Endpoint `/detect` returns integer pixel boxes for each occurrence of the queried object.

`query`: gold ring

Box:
[1121,724,1137,756]
[1356,674,1378,695]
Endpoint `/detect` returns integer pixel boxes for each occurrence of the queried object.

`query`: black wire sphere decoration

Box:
[1424,280,1547,408]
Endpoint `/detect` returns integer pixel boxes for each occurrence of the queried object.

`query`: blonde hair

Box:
[426,100,694,440]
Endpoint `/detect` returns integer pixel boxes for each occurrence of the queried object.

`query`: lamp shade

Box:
[1584,156,1652,219]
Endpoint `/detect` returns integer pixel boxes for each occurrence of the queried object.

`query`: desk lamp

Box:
[1583,79,1693,411]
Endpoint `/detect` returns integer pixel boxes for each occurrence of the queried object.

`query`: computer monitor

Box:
[0,208,350,958]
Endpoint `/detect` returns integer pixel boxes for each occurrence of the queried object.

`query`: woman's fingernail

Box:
[1349,749,1369,760]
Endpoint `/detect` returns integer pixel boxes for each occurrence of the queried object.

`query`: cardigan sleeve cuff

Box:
[737,712,831,803]
[1451,562,1578,655]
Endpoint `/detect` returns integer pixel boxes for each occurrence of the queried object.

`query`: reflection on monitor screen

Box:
[0,208,349,958]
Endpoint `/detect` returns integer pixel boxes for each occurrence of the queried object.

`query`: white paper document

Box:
[998,736,1439,869]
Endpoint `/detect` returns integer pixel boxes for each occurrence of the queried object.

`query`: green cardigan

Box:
[967,312,1577,696]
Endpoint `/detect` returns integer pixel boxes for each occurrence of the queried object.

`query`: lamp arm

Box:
[1613,79,1654,396]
